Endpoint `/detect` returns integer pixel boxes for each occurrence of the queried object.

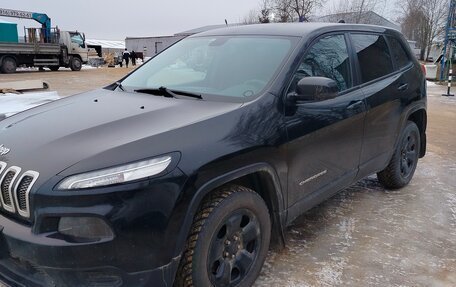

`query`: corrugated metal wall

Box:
[126,36,185,58]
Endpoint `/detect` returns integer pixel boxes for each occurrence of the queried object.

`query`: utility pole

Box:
[440,0,456,81]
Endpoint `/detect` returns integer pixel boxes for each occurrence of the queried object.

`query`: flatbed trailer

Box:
[0,30,88,73]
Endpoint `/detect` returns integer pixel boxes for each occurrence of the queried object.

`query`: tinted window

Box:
[289,34,352,94]
[387,36,411,69]
[351,34,393,83]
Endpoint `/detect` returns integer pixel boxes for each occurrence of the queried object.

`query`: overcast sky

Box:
[1,0,398,40]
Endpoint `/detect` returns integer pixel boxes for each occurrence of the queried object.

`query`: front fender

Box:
[173,162,287,258]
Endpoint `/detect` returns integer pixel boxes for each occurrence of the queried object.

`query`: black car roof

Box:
[191,22,398,38]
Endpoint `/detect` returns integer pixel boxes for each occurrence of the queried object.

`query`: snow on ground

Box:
[0,91,60,118]
[426,80,438,88]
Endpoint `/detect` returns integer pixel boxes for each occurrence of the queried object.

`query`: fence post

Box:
[443,68,455,97]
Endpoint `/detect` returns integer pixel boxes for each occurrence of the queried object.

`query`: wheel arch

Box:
[175,163,287,259]
[70,54,82,61]
[407,108,427,158]
[0,54,18,63]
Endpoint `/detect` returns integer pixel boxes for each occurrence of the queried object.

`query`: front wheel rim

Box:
[400,132,418,178]
[207,209,261,286]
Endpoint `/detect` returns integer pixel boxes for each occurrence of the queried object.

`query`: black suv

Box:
[0,23,426,287]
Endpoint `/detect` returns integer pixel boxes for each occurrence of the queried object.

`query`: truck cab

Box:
[59,30,89,65]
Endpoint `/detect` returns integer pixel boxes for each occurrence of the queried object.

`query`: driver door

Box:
[285,33,366,212]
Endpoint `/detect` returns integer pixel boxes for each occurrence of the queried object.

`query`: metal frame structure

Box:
[440,0,456,80]
[0,8,51,43]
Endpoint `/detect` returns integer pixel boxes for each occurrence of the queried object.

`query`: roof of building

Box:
[314,11,400,31]
[85,39,125,49]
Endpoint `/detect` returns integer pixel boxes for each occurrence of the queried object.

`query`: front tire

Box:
[377,121,420,189]
[70,57,82,71]
[176,185,271,287]
[1,57,17,74]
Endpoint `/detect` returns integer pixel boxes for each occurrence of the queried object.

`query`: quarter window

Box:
[351,34,393,83]
[387,36,411,69]
[288,34,352,94]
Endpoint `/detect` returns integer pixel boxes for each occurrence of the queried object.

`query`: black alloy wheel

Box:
[207,209,261,286]
[175,185,271,287]
[377,121,420,189]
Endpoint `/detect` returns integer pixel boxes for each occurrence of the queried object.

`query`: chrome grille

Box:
[0,161,38,218]
[1,171,14,206]
[17,176,33,210]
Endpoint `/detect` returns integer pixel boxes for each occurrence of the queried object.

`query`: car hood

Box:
[0,89,242,183]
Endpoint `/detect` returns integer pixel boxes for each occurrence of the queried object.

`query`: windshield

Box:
[70,32,85,48]
[120,36,295,100]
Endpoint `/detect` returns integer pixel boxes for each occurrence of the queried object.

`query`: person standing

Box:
[130,50,137,66]
[123,48,130,68]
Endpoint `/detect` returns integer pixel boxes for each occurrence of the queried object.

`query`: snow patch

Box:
[0,91,60,117]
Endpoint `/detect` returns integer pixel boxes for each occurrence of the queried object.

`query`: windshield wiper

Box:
[134,86,202,100]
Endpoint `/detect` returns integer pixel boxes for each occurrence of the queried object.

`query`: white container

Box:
[425,64,438,80]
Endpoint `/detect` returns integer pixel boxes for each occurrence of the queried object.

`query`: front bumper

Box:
[0,214,180,287]
[0,168,189,287]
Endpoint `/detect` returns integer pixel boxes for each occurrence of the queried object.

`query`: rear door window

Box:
[351,34,394,83]
[387,36,412,69]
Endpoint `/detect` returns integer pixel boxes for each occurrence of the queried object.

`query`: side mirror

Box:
[288,77,339,103]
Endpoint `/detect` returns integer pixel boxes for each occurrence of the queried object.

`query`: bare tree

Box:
[259,0,272,23]
[242,9,259,24]
[275,0,292,22]
[285,0,319,21]
[326,0,385,24]
[423,0,448,61]
[399,0,447,60]
[256,0,326,22]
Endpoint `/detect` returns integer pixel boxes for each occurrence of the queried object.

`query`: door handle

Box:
[398,83,409,91]
[346,100,364,110]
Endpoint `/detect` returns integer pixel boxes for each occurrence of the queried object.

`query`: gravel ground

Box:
[1,69,455,286]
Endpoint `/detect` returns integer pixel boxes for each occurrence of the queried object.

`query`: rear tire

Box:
[377,121,420,189]
[175,185,271,287]
[49,66,60,71]
[70,57,82,71]
[1,57,17,74]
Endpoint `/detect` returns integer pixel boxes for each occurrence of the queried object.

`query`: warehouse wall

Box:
[125,36,185,58]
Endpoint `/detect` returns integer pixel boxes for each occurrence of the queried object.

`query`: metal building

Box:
[125,24,240,58]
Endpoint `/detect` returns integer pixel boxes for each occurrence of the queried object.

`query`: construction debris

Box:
[0,80,49,92]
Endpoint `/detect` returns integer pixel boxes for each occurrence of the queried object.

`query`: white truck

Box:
[0,8,89,73]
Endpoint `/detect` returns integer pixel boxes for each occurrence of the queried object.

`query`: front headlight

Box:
[57,155,172,190]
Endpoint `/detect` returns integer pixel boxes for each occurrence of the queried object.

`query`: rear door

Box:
[285,33,366,211]
[350,33,414,177]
